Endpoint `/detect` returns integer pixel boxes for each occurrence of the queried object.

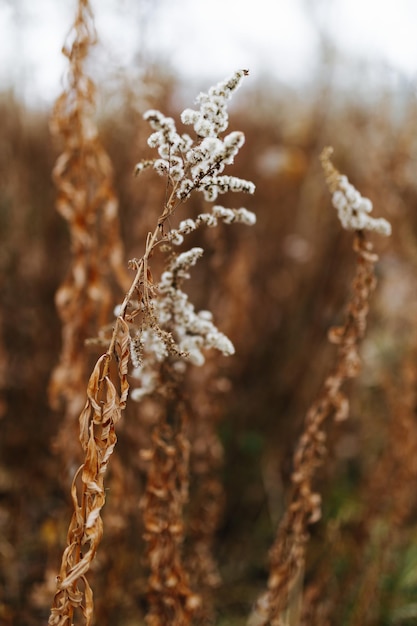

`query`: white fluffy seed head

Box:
[332,176,391,236]
[131,72,256,402]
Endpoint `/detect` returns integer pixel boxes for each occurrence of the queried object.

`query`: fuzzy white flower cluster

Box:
[158,249,235,363]
[332,175,391,236]
[167,206,256,246]
[129,72,256,403]
[200,174,255,202]
[130,248,235,401]
[181,69,247,137]
[137,70,254,204]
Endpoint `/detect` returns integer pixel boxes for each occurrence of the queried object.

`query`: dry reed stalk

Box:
[48,316,129,625]
[47,227,161,623]
[49,0,129,472]
[248,148,390,626]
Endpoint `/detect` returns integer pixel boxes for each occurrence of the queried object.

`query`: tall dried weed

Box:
[49,0,129,476]
[3,2,415,625]
[248,148,391,626]
[48,2,256,622]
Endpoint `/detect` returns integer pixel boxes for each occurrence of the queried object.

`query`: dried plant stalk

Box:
[49,317,129,625]
[248,149,388,626]
[49,0,129,470]
[141,382,201,626]
[249,234,377,626]
[48,67,254,624]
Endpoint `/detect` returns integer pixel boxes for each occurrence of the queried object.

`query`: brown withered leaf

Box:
[115,316,130,408]
[79,355,107,450]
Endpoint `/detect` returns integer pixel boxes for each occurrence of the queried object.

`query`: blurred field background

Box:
[2,1,417,625]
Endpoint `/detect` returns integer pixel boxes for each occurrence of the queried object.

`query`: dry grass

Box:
[2,1,417,625]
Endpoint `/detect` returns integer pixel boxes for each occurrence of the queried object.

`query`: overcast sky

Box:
[1,0,417,106]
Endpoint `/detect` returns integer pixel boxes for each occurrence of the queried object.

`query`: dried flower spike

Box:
[320,146,391,236]
[249,150,389,626]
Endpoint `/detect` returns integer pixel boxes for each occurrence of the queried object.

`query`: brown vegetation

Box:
[1,1,417,625]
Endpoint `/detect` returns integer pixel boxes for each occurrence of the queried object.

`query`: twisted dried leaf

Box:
[115,316,130,408]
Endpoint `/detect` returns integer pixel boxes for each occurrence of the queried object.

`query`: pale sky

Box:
[1,0,417,106]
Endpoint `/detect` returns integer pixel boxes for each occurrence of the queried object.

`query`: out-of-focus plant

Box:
[248,147,391,626]
[48,0,129,477]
